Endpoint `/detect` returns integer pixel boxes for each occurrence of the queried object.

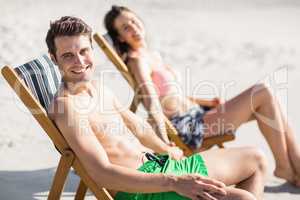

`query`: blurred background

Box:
[0,0,300,199]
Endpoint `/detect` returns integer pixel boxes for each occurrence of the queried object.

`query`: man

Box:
[46,16,266,200]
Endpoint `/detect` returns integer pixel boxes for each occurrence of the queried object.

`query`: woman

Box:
[104,5,300,186]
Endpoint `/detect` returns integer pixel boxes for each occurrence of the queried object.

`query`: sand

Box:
[0,0,300,199]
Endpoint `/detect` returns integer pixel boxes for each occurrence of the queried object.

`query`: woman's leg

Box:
[200,147,267,200]
[202,83,298,183]
[276,100,300,185]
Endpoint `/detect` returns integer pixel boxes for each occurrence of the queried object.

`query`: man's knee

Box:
[237,191,256,200]
[248,147,268,173]
[224,188,256,200]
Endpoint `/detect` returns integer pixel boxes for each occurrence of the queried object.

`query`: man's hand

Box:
[167,146,184,160]
[170,174,227,200]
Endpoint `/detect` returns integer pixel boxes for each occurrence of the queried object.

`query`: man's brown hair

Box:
[46,16,92,58]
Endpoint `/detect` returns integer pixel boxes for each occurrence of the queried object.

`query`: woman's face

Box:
[113,11,145,49]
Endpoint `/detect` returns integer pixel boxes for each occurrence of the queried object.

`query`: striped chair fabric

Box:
[15,54,61,110]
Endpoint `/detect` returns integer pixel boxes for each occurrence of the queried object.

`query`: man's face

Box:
[52,35,95,83]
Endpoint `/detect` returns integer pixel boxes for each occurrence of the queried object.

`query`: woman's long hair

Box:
[104,5,134,62]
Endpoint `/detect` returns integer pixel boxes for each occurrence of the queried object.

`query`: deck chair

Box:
[1,55,113,200]
[93,33,235,156]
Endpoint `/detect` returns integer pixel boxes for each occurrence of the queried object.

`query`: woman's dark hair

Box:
[46,16,92,59]
[104,5,133,60]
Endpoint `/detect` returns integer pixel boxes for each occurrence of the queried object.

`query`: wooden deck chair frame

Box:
[1,66,113,200]
[93,33,235,156]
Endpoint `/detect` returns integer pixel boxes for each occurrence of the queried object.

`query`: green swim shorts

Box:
[115,153,208,200]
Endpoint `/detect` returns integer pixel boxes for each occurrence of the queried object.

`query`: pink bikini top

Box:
[151,66,176,97]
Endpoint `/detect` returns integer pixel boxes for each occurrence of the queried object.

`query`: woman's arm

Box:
[127,57,171,144]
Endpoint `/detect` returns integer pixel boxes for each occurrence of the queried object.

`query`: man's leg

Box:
[200,147,267,200]
[219,187,256,200]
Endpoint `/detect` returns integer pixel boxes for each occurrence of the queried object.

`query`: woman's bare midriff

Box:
[160,94,197,118]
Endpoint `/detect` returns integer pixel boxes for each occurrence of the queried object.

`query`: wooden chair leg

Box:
[75,179,88,200]
[48,150,75,200]
[72,159,114,200]
[129,95,140,113]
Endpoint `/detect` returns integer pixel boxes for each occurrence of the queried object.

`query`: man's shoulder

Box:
[48,93,69,120]
[94,81,115,98]
[47,85,76,120]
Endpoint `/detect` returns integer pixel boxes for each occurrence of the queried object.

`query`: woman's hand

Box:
[167,145,184,160]
[211,97,223,107]
[189,96,223,108]
[171,174,227,200]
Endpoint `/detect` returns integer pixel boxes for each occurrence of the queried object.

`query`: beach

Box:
[0,0,300,199]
